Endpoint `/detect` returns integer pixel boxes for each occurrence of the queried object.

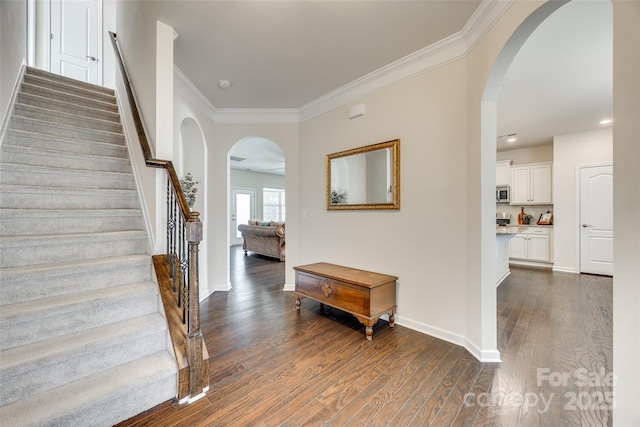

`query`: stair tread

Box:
[0,229,147,246]
[17,91,121,123]
[0,312,166,371]
[26,66,116,96]
[0,254,151,280]
[1,144,130,165]
[25,66,114,95]
[0,208,142,218]
[20,81,117,110]
[0,183,137,194]
[0,161,133,179]
[0,281,157,322]
[6,128,128,154]
[14,102,122,131]
[10,115,124,138]
[0,351,177,425]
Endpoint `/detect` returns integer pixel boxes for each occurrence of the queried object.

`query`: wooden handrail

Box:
[109,31,207,400]
[108,31,192,221]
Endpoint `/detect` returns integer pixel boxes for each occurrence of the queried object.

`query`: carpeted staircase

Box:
[0,67,177,426]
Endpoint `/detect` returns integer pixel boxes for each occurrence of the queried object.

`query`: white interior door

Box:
[231,188,255,246]
[50,0,100,84]
[580,165,613,276]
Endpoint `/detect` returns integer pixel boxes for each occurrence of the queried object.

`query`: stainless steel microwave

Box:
[496,185,510,204]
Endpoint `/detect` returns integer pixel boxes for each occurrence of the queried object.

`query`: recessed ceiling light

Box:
[218,79,231,89]
[507,137,517,143]
[599,119,613,125]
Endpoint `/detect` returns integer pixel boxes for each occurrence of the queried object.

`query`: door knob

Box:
[87,56,97,62]
[582,224,592,227]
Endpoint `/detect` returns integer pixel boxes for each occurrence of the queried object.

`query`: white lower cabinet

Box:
[509,227,553,265]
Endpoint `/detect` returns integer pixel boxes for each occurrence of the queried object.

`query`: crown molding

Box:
[462,0,514,52]
[172,0,514,126]
[299,31,467,122]
[173,65,217,121]
[298,0,514,123]
[214,108,299,124]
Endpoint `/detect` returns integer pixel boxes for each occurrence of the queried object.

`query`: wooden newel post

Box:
[186,212,207,396]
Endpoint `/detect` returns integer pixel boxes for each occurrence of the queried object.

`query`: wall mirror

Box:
[327,139,400,210]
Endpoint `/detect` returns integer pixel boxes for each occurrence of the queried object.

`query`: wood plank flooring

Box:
[117,249,613,426]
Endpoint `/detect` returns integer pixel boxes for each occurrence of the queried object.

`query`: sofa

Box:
[237,221,285,261]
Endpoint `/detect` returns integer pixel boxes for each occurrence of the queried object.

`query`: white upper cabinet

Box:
[510,162,552,205]
[496,160,511,186]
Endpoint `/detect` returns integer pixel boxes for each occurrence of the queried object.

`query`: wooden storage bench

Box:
[293,262,397,340]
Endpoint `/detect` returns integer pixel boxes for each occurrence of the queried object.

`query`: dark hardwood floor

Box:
[118,248,613,426]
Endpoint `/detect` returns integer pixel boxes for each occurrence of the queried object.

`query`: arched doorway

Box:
[228,137,286,284]
[480,0,612,358]
[179,117,208,298]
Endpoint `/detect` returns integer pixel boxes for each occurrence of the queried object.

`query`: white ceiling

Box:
[159,1,612,171]
[161,1,481,108]
[496,0,612,152]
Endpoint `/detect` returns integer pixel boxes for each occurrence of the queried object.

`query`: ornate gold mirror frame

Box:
[326,139,400,210]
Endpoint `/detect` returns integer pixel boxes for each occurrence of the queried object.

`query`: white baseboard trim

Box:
[552,266,578,274]
[214,282,232,292]
[496,270,511,287]
[464,339,502,363]
[199,287,215,302]
[0,61,27,148]
[396,316,501,363]
[509,260,553,269]
[283,283,295,292]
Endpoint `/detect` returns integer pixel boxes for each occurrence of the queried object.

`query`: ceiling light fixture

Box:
[599,119,613,125]
[498,133,517,141]
[218,79,231,89]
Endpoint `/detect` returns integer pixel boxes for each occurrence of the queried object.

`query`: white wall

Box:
[299,59,470,350]
[230,169,285,222]
[553,128,613,273]
[102,0,117,89]
[0,0,27,124]
[115,0,162,146]
[497,144,553,165]
[612,1,640,424]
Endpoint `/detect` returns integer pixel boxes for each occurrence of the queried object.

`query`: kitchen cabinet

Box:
[510,162,552,205]
[496,160,511,186]
[509,227,553,264]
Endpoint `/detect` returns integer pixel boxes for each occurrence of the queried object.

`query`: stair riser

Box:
[0,261,151,305]
[0,148,132,173]
[25,67,115,96]
[0,212,144,237]
[0,237,148,268]
[0,293,159,351]
[14,104,123,134]
[20,83,118,113]
[0,189,140,210]
[17,92,120,123]
[23,74,116,104]
[5,131,128,158]
[43,369,176,427]
[0,167,136,191]
[10,117,124,145]
[0,328,167,406]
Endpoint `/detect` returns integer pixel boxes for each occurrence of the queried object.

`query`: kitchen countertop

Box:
[496,225,531,235]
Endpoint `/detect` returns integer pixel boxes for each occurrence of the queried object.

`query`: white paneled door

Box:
[580,165,613,276]
[231,189,255,246]
[50,0,99,84]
